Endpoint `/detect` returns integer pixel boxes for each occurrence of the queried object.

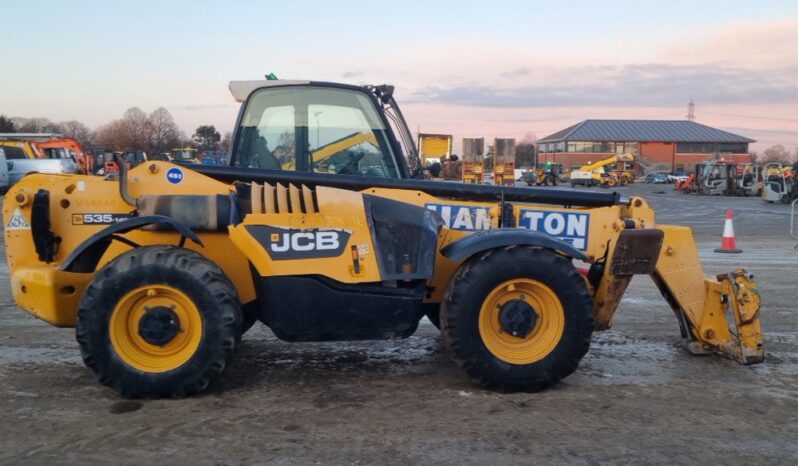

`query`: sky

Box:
[1,0,797,153]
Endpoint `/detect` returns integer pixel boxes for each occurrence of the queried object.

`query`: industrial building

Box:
[537,120,755,173]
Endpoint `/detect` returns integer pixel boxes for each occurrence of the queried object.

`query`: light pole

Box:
[314,111,322,149]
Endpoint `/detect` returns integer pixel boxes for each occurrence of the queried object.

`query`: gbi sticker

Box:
[246,225,351,260]
[425,203,491,231]
[166,167,184,184]
[519,209,590,250]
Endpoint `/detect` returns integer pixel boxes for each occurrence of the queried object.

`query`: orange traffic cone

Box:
[714,208,742,253]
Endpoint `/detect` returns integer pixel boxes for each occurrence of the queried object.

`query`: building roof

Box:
[539,120,755,144]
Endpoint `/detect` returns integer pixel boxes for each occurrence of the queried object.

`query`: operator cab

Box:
[229,81,422,179]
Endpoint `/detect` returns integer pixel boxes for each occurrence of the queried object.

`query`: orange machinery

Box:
[34,137,92,174]
[493,138,516,186]
[462,137,484,184]
[2,133,92,174]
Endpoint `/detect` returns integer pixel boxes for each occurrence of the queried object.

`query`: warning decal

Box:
[6,208,31,231]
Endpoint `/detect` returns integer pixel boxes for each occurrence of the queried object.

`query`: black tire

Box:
[440,247,593,392]
[76,245,242,398]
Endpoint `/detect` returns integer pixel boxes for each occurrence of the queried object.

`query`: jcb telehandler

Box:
[3,79,764,398]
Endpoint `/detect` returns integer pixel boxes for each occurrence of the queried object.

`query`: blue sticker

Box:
[166,167,184,184]
[519,209,590,251]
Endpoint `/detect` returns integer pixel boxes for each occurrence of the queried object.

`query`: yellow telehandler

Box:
[570,153,635,187]
[2,80,763,398]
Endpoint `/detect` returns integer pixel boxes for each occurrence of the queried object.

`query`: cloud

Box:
[660,19,798,68]
[408,63,798,108]
[499,67,532,78]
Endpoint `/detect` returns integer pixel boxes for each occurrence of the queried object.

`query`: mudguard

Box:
[441,228,588,262]
[59,215,202,273]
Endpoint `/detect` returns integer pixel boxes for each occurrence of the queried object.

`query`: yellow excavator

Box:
[570,153,635,187]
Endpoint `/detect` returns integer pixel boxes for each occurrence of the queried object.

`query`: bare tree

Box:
[92,120,128,150]
[58,120,92,148]
[120,107,149,149]
[12,117,61,133]
[516,132,538,168]
[147,107,180,153]
[520,132,537,145]
[760,145,791,164]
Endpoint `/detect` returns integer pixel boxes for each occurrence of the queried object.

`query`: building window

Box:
[615,142,638,154]
[676,142,748,154]
[565,141,614,153]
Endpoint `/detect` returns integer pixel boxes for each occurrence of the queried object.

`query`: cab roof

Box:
[228,80,311,103]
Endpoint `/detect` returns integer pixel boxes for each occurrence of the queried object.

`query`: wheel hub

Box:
[138,306,181,346]
[498,299,538,338]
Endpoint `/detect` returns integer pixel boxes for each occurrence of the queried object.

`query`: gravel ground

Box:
[0,182,796,465]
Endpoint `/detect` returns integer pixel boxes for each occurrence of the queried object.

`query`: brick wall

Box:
[640,142,675,164]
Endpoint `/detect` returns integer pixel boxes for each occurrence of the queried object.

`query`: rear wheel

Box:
[76,245,242,398]
[441,247,593,392]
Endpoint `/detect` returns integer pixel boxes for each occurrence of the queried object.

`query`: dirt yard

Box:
[1,183,796,465]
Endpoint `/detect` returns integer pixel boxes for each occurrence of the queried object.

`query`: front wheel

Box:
[441,247,594,392]
[76,246,242,398]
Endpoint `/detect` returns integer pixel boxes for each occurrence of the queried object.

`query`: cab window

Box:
[43,148,68,159]
[233,86,400,178]
[1,145,28,159]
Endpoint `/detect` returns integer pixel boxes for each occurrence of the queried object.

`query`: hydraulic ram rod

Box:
[188,164,627,208]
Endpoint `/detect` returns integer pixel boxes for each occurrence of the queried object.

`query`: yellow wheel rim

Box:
[109,285,203,373]
[478,278,565,365]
